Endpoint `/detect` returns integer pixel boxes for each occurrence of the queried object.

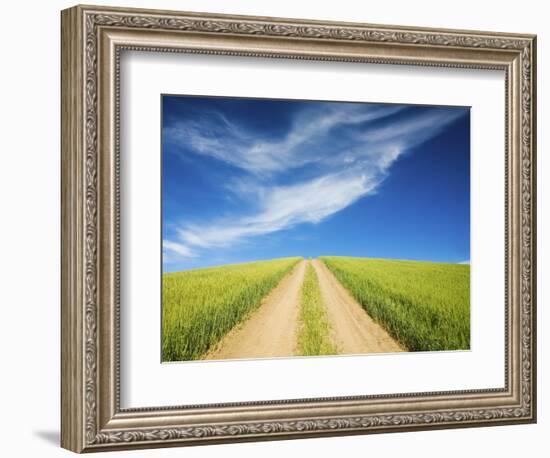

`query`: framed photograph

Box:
[61,4,537,453]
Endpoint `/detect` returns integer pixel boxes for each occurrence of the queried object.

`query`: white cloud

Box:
[360,108,466,147]
[162,240,196,258]
[164,104,404,175]
[176,170,379,250]
[458,260,470,264]
[163,104,468,259]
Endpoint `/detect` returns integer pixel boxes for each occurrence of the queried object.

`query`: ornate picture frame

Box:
[61,4,536,453]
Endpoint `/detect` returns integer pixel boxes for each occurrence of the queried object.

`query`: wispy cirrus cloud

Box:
[163,240,196,258]
[163,103,403,175]
[176,171,378,250]
[162,101,468,262]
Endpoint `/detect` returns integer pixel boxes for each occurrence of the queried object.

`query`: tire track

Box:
[204,260,306,360]
[312,260,404,354]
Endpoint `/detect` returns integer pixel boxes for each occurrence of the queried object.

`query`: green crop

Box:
[321,257,470,351]
[162,257,301,362]
[298,262,338,356]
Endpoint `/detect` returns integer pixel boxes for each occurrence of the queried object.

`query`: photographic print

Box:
[161,95,470,363]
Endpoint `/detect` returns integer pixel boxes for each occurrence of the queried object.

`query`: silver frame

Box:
[61,4,537,453]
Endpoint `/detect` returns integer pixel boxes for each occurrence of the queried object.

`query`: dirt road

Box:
[311,260,403,355]
[205,260,307,360]
[205,259,402,360]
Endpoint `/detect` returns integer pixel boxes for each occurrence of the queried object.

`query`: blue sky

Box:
[162,95,470,272]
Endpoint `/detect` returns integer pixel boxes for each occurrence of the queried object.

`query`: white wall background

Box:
[0,0,546,456]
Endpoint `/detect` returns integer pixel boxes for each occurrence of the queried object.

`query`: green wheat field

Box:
[162,257,300,361]
[162,256,470,361]
[321,257,470,351]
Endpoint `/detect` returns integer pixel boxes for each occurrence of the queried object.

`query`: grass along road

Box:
[205,260,306,360]
[162,257,301,361]
[312,260,404,354]
[321,257,470,351]
[207,258,402,360]
[164,256,465,361]
[298,261,339,356]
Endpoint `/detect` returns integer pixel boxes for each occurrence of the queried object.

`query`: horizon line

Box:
[163,255,470,274]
